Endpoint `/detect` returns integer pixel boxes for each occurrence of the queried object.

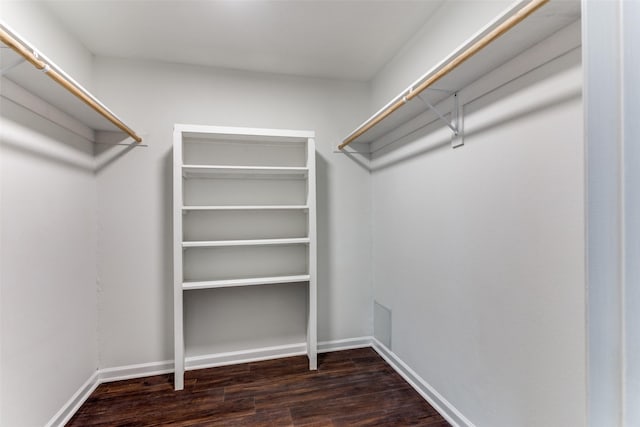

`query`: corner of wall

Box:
[1,0,95,90]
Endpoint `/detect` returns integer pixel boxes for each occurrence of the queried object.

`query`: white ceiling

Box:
[42,0,445,81]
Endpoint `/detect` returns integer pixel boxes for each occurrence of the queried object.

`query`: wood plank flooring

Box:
[67,348,450,426]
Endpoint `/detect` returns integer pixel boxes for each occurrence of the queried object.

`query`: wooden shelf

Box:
[182,274,311,291]
[182,165,308,179]
[340,0,580,147]
[182,205,309,211]
[182,238,310,248]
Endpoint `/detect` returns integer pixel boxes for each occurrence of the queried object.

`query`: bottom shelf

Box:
[182,274,310,290]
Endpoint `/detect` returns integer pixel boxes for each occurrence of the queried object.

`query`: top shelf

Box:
[339,0,580,148]
[0,22,141,143]
[176,124,314,143]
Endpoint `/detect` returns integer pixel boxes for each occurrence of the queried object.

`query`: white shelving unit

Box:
[173,124,317,390]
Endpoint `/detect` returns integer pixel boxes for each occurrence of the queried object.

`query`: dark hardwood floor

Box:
[67,348,450,426]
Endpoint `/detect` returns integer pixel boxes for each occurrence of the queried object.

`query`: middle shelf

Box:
[182,244,309,283]
[182,237,310,248]
[183,205,309,211]
[182,274,311,291]
[182,165,308,179]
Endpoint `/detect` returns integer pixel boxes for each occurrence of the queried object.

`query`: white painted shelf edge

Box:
[182,165,308,174]
[182,274,311,290]
[174,124,315,140]
[182,238,310,248]
[182,205,309,211]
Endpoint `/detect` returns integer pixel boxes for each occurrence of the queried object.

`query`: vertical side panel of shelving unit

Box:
[173,127,185,390]
[307,137,318,370]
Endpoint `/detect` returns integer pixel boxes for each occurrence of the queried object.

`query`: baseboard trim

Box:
[186,343,307,370]
[99,360,175,383]
[47,336,469,427]
[45,370,100,427]
[318,336,372,353]
[371,338,474,427]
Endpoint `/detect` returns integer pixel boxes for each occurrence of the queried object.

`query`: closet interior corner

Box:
[4,0,633,426]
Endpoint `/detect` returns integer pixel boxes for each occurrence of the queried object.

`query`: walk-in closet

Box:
[1,0,638,426]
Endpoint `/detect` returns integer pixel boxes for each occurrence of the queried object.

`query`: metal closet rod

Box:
[0,26,142,143]
[338,0,549,150]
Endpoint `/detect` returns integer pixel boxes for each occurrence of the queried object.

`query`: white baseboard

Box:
[44,371,100,427]
[371,337,474,427]
[318,336,373,352]
[99,360,175,383]
[47,336,469,427]
[186,343,307,370]
[187,337,375,370]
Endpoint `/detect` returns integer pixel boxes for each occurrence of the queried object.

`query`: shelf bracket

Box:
[451,93,464,149]
[416,92,464,149]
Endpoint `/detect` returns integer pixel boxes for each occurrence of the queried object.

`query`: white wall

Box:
[91,57,372,367]
[0,3,99,426]
[0,91,98,427]
[369,10,585,427]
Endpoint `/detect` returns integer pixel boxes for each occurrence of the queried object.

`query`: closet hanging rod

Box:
[338,0,548,150]
[0,25,142,143]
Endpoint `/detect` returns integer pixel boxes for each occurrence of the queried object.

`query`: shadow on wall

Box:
[0,99,141,174]
[315,152,331,340]
[371,87,581,174]
[94,131,139,173]
[0,98,94,173]
[363,48,582,173]
[163,149,174,358]
[339,147,370,172]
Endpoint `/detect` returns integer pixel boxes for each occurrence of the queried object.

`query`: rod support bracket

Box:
[416,91,464,148]
[451,93,464,149]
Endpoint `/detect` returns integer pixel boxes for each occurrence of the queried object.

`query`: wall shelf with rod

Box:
[0,21,142,144]
[338,0,580,151]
